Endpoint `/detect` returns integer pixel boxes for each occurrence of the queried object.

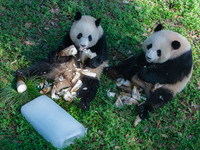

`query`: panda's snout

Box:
[80,44,86,48]
[146,56,151,60]
[79,37,89,50]
[79,44,87,51]
[146,56,152,62]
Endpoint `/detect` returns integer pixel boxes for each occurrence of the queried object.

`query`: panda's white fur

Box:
[70,15,103,50]
[143,30,191,63]
[163,69,192,96]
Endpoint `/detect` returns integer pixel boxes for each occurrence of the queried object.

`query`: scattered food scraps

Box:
[107,90,116,97]
[59,75,64,82]
[132,85,140,101]
[57,45,77,57]
[17,45,98,103]
[80,70,96,78]
[133,115,142,127]
[111,78,148,126]
[115,96,123,108]
[83,87,88,90]
[71,80,83,92]
[63,90,74,102]
[114,78,143,108]
[72,72,81,84]
[40,85,51,94]
[81,49,97,64]
[116,78,131,87]
[122,95,139,105]
[51,85,59,99]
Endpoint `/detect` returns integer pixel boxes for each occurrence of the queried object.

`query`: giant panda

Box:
[17,12,108,110]
[104,24,193,120]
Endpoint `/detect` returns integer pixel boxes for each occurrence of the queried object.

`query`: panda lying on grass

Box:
[105,24,193,120]
[17,12,108,110]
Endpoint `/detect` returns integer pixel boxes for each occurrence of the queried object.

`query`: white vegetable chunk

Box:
[17,78,27,93]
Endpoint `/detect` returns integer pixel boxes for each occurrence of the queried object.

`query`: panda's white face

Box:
[70,15,103,50]
[142,30,191,63]
[143,34,171,63]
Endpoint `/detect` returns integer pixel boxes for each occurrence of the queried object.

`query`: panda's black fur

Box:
[105,24,193,120]
[138,50,192,84]
[17,12,108,110]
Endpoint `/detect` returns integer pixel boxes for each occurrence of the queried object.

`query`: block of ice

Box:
[21,95,87,148]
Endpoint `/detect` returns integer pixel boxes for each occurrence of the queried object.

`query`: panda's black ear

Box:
[95,18,101,27]
[154,24,164,32]
[171,40,181,50]
[75,12,82,20]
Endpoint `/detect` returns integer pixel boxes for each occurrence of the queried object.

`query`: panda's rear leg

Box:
[138,88,174,120]
[77,76,100,110]
[16,59,53,78]
[131,75,153,97]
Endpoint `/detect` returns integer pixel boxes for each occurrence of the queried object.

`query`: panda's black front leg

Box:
[16,59,53,78]
[77,76,99,110]
[138,88,174,120]
[104,52,148,80]
[103,66,124,80]
[138,103,152,120]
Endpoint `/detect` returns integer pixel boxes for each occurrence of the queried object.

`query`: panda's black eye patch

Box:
[147,44,152,49]
[88,35,92,41]
[171,40,181,50]
[157,49,161,57]
[77,33,82,39]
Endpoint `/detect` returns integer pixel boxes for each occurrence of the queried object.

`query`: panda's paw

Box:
[48,51,57,63]
[138,104,150,120]
[103,67,122,80]
[103,66,112,72]
[139,68,154,83]
[90,57,101,68]
[139,68,148,78]
[16,70,26,78]
[80,100,90,111]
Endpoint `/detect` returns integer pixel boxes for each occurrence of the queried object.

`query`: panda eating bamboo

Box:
[17,12,108,110]
[105,24,193,120]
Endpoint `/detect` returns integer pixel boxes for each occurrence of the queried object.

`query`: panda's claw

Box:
[138,104,150,120]
[103,66,112,71]
[103,67,122,80]
[80,101,90,111]
[16,70,26,78]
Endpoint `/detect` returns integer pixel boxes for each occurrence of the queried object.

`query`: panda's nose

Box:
[146,56,151,60]
[80,44,86,47]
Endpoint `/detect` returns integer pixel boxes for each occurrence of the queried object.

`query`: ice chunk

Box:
[21,95,87,148]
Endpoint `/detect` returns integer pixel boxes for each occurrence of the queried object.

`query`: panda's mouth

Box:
[78,41,89,51]
[79,45,88,51]
[146,56,152,63]
[79,47,85,51]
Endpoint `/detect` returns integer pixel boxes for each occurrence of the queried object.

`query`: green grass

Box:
[1,0,200,149]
